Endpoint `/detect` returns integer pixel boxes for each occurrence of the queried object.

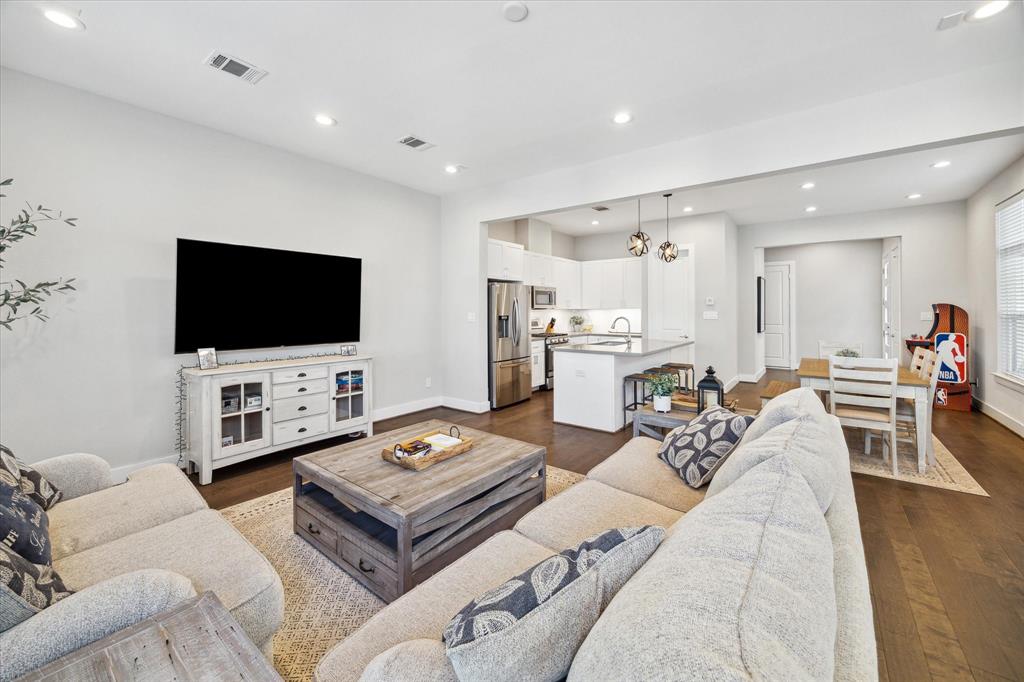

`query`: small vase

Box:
[653,395,672,413]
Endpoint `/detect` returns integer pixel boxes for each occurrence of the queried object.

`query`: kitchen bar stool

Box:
[662,362,694,394]
[623,372,658,428]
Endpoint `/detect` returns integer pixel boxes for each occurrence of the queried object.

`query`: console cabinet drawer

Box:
[273,366,329,384]
[273,394,328,422]
[273,414,329,445]
[274,379,328,399]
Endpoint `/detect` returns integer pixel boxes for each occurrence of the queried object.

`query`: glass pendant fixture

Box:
[627,199,650,256]
[657,193,678,263]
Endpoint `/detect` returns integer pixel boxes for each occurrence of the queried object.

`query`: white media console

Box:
[183,355,373,484]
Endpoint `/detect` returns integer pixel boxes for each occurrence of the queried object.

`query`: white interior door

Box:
[764,262,792,368]
[647,247,693,343]
[882,242,902,360]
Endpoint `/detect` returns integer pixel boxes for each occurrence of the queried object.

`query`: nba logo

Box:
[935,387,948,406]
[935,332,967,384]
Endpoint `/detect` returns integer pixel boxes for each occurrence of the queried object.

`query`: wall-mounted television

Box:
[174,239,361,354]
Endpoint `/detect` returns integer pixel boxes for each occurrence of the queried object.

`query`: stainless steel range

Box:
[532,333,569,390]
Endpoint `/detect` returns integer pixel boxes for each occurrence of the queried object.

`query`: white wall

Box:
[765,240,884,360]
[966,155,1024,436]
[440,59,1022,408]
[574,232,629,261]
[551,231,575,259]
[737,202,969,377]
[0,69,442,469]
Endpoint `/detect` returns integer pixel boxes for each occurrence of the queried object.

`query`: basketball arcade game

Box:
[905,303,971,411]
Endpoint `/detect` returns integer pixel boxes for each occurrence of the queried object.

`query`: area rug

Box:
[222,466,584,681]
[843,428,988,497]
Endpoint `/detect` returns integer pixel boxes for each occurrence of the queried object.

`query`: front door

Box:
[764,262,792,369]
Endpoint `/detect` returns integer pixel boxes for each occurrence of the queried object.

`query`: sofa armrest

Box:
[0,569,196,681]
[30,453,114,501]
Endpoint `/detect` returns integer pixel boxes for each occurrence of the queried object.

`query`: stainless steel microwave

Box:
[531,286,557,309]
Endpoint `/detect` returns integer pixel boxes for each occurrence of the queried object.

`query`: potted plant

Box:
[834,347,860,368]
[649,373,678,413]
[569,314,584,332]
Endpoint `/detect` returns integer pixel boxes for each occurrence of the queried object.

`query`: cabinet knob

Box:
[298,406,307,411]
[298,387,307,393]
[297,372,307,378]
[298,427,307,433]
[265,407,270,412]
[307,522,320,536]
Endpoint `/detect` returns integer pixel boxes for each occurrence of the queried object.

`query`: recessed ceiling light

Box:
[444,164,465,175]
[801,182,815,190]
[502,1,529,22]
[683,206,693,213]
[906,193,923,200]
[612,112,633,125]
[805,206,817,213]
[966,0,1009,21]
[43,8,85,30]
[314,113,337,126]
[931,160,951,168]
[591,220,600,225]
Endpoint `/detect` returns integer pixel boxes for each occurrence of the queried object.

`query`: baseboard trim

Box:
[973,397,1024,438]
[737,367,767,384]
[723,376,740,393]
[372,396,443,421]
[441,396,491,414]
[110,454,181,482]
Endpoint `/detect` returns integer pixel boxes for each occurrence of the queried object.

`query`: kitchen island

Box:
[553,338,695,432]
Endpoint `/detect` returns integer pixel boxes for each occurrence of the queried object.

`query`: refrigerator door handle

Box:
[512,297,520,346]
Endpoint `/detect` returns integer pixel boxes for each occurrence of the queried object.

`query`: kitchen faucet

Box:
[611,316,632,345]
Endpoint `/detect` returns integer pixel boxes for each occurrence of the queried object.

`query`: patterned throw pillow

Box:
[0,482,52,565]
[0,542,73,632]
[443,526,664,682]
[0,445,62,510]
[658,405,755,488]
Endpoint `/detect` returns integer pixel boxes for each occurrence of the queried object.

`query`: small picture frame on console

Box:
[197,347,219,370]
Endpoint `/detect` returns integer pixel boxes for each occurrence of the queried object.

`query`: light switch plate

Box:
[702,311,719,320]
[705,296,715,306]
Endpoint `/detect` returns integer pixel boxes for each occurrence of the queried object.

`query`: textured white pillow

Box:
[740,386,825,446]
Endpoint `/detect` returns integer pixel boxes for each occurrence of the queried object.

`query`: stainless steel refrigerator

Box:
[488,281,532,409]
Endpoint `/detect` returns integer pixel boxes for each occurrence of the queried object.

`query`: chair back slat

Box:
[830,366,896,383]
[828,355,898,424]
[832,379,896,397]
[833,393,894,409]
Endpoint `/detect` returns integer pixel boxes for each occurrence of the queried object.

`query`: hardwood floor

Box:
[191,370,1024,681]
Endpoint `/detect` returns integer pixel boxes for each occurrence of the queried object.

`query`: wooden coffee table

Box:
[292,419,546,602]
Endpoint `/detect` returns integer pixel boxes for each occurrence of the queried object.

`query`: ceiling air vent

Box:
[592,206,610,212]
[396,135,435,151]
[204,52,268,84]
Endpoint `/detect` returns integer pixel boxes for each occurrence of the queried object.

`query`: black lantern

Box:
[696,365,724,413]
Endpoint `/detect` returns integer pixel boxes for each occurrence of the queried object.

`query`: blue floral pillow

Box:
[658,405,755,488]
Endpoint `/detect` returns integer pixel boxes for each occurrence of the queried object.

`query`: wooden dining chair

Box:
[828,356,900,476]
[895,349,939,466]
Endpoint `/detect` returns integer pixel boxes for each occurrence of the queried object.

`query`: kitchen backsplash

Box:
[532,308,641,334]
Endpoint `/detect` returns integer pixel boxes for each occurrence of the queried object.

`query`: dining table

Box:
[796,357,932,473]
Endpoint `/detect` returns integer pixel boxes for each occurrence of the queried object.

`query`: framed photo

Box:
[197,347,218,370]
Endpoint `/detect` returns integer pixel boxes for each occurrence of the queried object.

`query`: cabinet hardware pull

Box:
[297,372,307,378]
[358,559,375,574]
[298,406,307,411]
[298,427,307,433]
[298,387,307,393]
[307,523,320,535]
[265,407,270,412]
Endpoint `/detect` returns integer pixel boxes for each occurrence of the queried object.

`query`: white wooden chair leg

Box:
[890,429,898,477]
[864,430,872,455]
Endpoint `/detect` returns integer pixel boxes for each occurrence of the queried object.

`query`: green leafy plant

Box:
[0,178,77,331]
[649,372,678,397]
[835,348,861,358]
[569,314,584,327]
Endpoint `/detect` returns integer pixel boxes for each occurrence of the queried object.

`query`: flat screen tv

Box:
[174,239,360,353]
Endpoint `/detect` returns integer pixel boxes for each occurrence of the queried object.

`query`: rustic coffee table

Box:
[293,419,546,602]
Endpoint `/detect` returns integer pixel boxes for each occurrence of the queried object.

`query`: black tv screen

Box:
[174,239,360,353]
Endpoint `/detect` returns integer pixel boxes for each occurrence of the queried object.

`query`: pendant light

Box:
[627,199,650,256]
[658,193,678,263]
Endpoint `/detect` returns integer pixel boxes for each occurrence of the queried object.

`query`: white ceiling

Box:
[532,132,1024,234]
[1,1,1022,195]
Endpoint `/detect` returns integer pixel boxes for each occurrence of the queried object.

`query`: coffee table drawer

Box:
[340,536,397,597]
[274,414,329,445]
[295,507,337,554]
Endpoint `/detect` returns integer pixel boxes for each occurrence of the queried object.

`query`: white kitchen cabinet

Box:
[623,258,642,308]
[531,340,545,388]
[487,239,525,281]
[601,261,625,308]
[553,257,581,309]
[525,252,554,286]
[580,261,602,308]
[578,258,643,309]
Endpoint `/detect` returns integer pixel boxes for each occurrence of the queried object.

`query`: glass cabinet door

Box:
[214,374,269,458]
[331,363,368,431]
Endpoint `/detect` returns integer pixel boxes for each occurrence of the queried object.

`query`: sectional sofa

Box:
[315,387,876,681]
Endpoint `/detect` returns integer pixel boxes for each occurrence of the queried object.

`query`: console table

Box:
[184,355,373,484]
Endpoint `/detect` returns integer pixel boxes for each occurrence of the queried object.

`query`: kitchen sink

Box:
[593,340,628,346]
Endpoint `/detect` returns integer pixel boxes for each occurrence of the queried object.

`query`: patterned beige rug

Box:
[222,466,584,682]
[843,427,988,496]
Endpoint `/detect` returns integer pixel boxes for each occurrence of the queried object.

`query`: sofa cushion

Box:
[53,509,282,649]
[514,480,682,550]
[569,455,837,682]
[0,482,52,566]
[742,386,825,445]
[359,639,457,682]
[443,526,664,682]
[0,543,73,633]
[706,413,840,513]
[586,438,706,512]
[315,530,555,682]
[658,406,755,488]
[48,463,207,561]
[0,445,62,511]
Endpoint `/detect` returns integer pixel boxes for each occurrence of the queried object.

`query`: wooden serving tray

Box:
[670,391,738,412]
[381,429,475,471]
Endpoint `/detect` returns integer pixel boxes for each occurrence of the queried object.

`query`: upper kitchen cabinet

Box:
[580,261,602,309]
[525,252,555,286]
[581,258,642,309]
[623,258,642,308]
[553,258,581,309]
[487,239,525,281]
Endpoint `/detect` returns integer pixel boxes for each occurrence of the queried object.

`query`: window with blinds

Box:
[997,195,1024,381]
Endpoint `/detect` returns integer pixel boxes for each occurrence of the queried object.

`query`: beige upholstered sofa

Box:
[315,388,876,681]
[0,456,283,680]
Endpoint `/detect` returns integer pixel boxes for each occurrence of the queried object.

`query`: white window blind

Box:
[997,195,1024,381]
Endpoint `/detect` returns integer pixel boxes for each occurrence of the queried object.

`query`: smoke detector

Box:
[204,52,268,84]
[396,135,436,151]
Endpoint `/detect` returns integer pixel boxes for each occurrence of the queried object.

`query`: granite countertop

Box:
[554,338,693,357]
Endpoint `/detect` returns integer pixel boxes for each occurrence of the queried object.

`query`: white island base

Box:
[553,339,693,432]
